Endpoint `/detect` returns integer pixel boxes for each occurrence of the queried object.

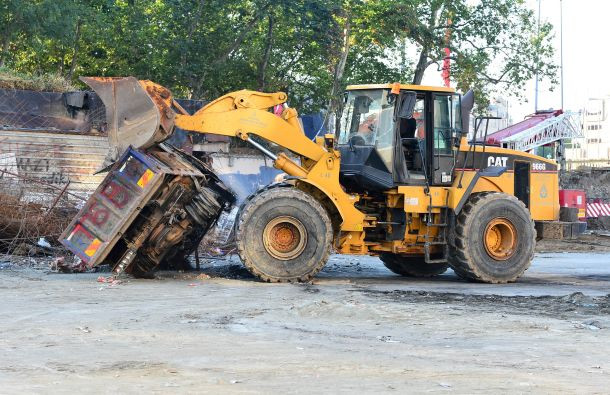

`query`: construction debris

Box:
[561,169,610,201]
[0,177,80,256]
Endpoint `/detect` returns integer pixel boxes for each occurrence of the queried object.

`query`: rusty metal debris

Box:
[0,168,80,258]
[0,83,274,274]
[59,144,235,278]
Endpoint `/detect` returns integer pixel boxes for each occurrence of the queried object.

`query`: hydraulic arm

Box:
[82,77,367,232]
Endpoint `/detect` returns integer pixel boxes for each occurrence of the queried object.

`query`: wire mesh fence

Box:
[0,169,83,258]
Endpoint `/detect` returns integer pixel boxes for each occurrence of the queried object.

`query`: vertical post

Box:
[560,0,564,110]
[534,0,541,113]
[558,0,566,173]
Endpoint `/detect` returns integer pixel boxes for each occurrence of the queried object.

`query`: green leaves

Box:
[0,0,555,115]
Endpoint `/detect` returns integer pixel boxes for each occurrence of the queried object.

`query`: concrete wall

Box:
[210,153,281,203]
[0,129,280,204]
[0,129,109,194]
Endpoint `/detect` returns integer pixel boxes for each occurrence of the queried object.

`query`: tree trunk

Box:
[327,15,351,132]
[67,20,82,80]
[0,38,9,67]
[412,46,428,85]
[0,31,11,67]
[182,0,205,98]
[257,14,274,91]
[412,2,441,85]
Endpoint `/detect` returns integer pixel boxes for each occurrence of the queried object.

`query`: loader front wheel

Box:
[236,187,332,282]
[379,253,448,277]
[449,192,535,283]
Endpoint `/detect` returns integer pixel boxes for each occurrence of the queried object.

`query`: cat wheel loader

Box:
[61,77,559,283]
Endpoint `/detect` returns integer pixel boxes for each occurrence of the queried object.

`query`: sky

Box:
[422,0,610,121]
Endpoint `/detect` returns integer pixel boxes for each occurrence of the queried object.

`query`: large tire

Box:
[379,253,448,277]
[236,187,332,282]
[449,192,535,283]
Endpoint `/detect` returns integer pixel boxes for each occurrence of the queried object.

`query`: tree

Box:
[374,0,557,110]
[0,0,555,115]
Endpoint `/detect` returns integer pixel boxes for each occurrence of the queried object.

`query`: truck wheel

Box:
[449,192,535,283]
[379,253,448,277]
[236,187,332,282]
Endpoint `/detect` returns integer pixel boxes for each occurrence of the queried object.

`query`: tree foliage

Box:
[0,0,556,113]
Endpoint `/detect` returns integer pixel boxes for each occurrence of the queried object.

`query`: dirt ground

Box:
[536,232,610,253]
[1,239,610,393]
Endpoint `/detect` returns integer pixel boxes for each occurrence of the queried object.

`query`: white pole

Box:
[560,0,564,110]
[535,0,541,113]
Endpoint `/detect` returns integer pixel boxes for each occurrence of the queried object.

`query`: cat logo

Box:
[487,156,508,167]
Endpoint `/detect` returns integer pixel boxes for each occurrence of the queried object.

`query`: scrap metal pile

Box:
[0,159,81,256]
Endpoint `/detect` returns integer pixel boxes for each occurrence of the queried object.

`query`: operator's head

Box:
[358,113,378,133]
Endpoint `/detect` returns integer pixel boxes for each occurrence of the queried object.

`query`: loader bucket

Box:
[81,77,170,161]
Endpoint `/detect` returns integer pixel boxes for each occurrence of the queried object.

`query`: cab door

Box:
[429,94,461,185]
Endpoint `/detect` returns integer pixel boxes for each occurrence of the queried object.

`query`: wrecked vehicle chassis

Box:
[60,144,234,277]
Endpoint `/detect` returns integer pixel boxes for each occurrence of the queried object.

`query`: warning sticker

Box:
[137,169,154,188]
[407,197,419,206]
[84,238,102,257]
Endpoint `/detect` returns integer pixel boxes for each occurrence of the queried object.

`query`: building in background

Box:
[485,97,512,134]
[465,96,512,139]
[565,96,610,167]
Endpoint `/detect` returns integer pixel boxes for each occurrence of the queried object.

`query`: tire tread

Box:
[235,186,332,283]
[449,192,535,283]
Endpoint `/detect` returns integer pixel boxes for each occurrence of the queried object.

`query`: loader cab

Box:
[337,84,463,192]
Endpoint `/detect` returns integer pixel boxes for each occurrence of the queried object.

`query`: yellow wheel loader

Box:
[61,77,559,283]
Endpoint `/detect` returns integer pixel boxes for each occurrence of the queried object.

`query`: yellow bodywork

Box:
[138,81,367,234]
[347,83,456,93]
[134,79,559,256]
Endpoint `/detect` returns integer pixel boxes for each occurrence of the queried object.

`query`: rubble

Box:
[0,181,79,256]
[560,169,610,200]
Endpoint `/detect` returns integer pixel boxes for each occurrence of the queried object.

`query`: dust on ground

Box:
[1,251,610,393]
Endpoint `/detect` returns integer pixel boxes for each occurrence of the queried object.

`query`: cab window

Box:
[433,94,461,154]
[338,89,393,147]
[413,97,426,139]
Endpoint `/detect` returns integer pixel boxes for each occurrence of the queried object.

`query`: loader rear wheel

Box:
[236,187,332,282]
[449,192,535,283]
[379,253,448,277]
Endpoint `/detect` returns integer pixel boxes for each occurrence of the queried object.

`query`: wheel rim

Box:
[263,216,307,260]
[483,218,517,260]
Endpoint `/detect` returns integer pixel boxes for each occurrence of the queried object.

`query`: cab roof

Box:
[346,83,456,93]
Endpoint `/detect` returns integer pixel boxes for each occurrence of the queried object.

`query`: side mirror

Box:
[460,90,475,134]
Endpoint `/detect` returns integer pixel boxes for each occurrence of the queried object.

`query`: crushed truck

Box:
[61,77,560,283]
[60,78,235,277]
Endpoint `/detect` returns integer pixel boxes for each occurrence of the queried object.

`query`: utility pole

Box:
[558,0,566,172]
[534,0,541,113]
[560,0,564,110]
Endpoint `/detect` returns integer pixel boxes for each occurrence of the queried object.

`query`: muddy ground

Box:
[1,246,610,393]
